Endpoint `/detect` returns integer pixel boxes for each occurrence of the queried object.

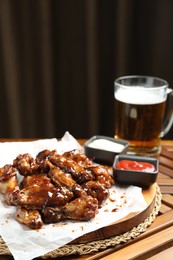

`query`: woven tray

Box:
[0,184,162,259]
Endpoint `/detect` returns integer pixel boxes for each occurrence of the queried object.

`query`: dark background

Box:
[0,0,173,139]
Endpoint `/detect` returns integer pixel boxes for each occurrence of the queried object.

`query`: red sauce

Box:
[115,160,155,172]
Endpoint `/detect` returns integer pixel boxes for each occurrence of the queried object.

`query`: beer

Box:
[114,87,166,155]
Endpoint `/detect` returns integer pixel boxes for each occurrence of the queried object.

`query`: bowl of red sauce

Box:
[113,155,159,188]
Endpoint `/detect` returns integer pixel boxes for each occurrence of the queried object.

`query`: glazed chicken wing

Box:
[35,149,57,173]
[82,181,109,206]
[0,164,18,194]
[12,174,74,209]
[16,207,43,229]
[13,153,40,176]
[87,165,114,188]
[48,167,87,198]
[48,167,76,189]
[62,196,98,221]
[41,195,98,223]
[36,149,57,162]
[49,155,94,183]
[0,164,19,205]
[62,149,92,167]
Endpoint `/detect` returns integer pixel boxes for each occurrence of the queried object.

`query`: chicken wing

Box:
[82,181,109,206]
[49,155,94,184]
[0,164,18,194]
[48,167,76,189]
[12,174,74,209]
[62,149,92,167]
[48,167,88,198]
[16,207,43,229]
[87,165,114,188]
[13,153,40,176]
[41,195,98,223]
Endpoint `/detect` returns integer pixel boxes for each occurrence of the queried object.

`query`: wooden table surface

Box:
[0,139,173,260]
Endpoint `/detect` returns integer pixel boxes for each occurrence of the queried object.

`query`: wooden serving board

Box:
[72,183,157,244]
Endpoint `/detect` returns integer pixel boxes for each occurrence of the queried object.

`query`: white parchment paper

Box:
[0,132,147,260]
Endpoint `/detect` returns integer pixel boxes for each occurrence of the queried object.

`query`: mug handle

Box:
[160,88,173,137]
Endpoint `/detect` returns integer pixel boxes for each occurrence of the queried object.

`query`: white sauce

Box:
[88,139,124,153]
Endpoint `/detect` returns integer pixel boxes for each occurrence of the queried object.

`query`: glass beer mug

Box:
[114,75,173,156]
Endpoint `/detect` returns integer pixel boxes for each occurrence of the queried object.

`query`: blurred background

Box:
[0,0,173,139]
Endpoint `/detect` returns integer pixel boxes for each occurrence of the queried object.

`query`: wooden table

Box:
[0,140,173,260]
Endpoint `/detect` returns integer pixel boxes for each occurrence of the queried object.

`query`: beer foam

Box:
[115,87,166,105]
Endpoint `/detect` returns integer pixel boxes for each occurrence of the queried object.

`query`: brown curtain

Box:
[0,0,173,139]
